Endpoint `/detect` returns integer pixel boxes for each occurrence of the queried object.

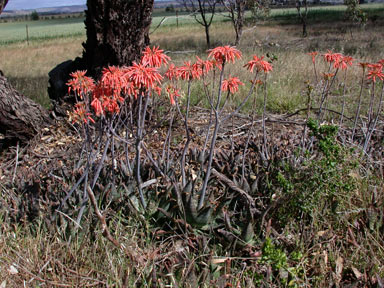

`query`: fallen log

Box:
[0,72,51,143]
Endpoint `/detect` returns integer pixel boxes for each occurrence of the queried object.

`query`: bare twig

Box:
[86,185,121,249]
[12,141,19,184]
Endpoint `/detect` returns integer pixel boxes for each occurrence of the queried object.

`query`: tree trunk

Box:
[205,25,211,48]
[82,0,154,76]
[0,0,8,14]
[0,73,51,143]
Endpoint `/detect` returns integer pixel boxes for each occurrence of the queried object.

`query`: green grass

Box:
[0,18,85,45]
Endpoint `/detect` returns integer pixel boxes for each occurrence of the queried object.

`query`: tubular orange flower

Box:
[207,46,242,64]
[165,64,179,80]
[141,46,171,68]
[71,102,95,124]
[323,50,342,64]
[359,62,371,70]
[153,85,162,96]
[244,55,273,73]
[67,70,95,97]
[102,96,120,114]
[334,55,354,70]
[91,97,103,116]
[177,61,202,81]
[124,62,163,90]
[210,59,223,70]
[166,85,181,105]
[222,76,244,94]
[367,64,384,83]
[322,72,335,80]
[195,56,214,75]
[307,51,318,64]
[101,66,128,97]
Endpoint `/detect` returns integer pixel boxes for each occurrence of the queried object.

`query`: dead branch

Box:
[86,185,121,249]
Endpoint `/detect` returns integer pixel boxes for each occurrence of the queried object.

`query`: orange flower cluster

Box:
[68,102,95,124]
[208,46,242,64]
[141,46,170,68]
[67,70,95,97]
[68,46,170,121]
[67,46,276,121]
[222,76,244,94]
[367,63,384,83]
[244,55,273,73]
[322,50,354,70]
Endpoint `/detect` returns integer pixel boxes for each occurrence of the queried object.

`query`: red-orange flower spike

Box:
[72,102,95,124]
[91,97,103,116]
[153,85,162,96]
[196,56,214,75]
[101,66,128,96]
[334,55,354,70]
[166,85,181,105]
[245,55,273,73]
[102,96,120,114]
[165,64,179,80]
[208,46,242,64]
[177,61,202,81]
[67,70,95,97]
[222,76,244,94]
[323,50,342,64]
[141,46,171,68]
[367,64,384,83]
[307,51,318,64]
[124,62,163,90]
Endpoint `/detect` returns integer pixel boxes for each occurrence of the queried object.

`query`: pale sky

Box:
[5,0,86,10]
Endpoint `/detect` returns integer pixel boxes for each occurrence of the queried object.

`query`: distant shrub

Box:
[31,10,39,21]
[165,5,175,12]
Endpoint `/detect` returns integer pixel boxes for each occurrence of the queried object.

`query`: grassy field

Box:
[1,4,383,110]
[0,17,85,45]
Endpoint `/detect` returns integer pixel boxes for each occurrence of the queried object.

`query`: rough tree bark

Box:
[0,73,51,143]
[83,0,154,75]
[0,0,51,144]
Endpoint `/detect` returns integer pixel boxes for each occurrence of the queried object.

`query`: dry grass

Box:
[0,36,84,107]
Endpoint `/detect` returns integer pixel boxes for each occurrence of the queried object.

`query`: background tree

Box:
[180,0,218,47]
[344,0,367,27]
[221,0,247,46]
[30,10,39,21]
[296,0,309,37]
